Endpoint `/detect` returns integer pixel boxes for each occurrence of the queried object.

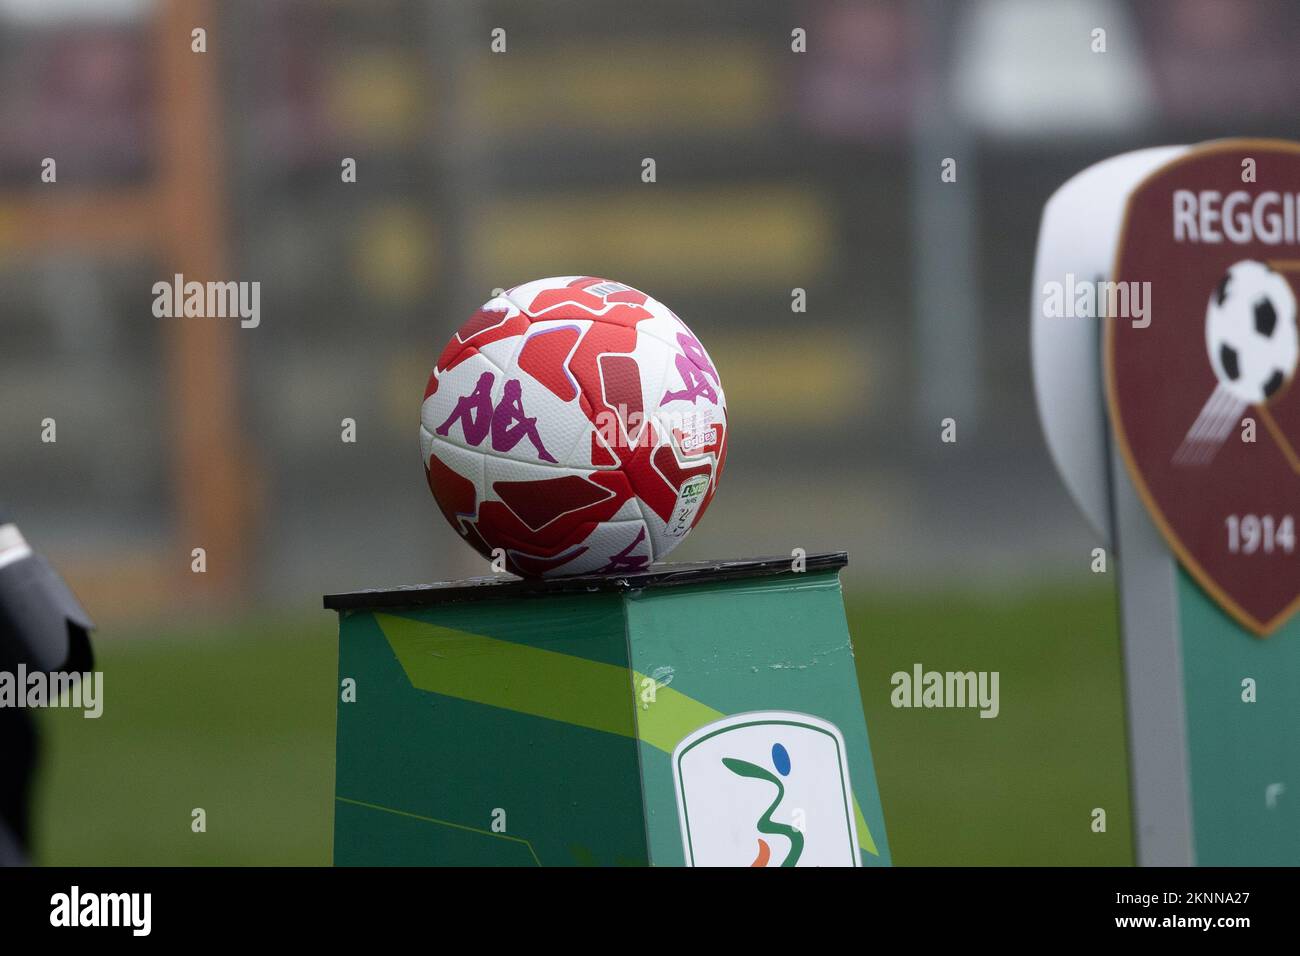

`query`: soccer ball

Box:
[1205,259,1299,405]
[419,276,728,577]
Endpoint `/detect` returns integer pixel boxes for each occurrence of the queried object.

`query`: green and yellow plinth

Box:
[324,553,890,866]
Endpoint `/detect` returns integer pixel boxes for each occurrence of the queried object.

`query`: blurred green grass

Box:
[35,583,1132,865]
[34,615,338,866]
[852,584,1133,866]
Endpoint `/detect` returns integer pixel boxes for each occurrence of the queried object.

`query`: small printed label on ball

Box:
[667,474,710,538]
[680,424,718,454]
[673,409,718,456]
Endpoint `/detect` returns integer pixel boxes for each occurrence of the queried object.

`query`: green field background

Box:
[33,583,1133,866]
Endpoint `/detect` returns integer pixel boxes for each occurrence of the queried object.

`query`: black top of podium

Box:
[322,552,848,611]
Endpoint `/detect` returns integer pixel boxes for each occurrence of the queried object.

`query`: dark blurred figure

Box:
[0,509,93,865]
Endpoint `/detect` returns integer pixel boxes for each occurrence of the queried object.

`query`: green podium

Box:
[324,553,890,866]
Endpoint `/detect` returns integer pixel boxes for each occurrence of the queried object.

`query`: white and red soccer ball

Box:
[419,276,728,577]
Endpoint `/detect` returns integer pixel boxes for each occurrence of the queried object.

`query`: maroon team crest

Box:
[1107,140,1300,635]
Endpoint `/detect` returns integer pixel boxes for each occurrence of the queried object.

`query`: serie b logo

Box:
[671,712,861,867]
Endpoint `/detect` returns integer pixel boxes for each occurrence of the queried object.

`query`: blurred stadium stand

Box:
[2,0,1298,619]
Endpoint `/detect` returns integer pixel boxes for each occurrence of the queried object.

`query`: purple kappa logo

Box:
[436,370,557,463]
[662,333,721,405]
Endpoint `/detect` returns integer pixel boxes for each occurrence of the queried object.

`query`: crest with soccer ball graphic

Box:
[1176,259,1299,465]
[1108,141,1300,634]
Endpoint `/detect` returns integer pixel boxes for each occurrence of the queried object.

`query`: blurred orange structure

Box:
[2,0,252,600]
